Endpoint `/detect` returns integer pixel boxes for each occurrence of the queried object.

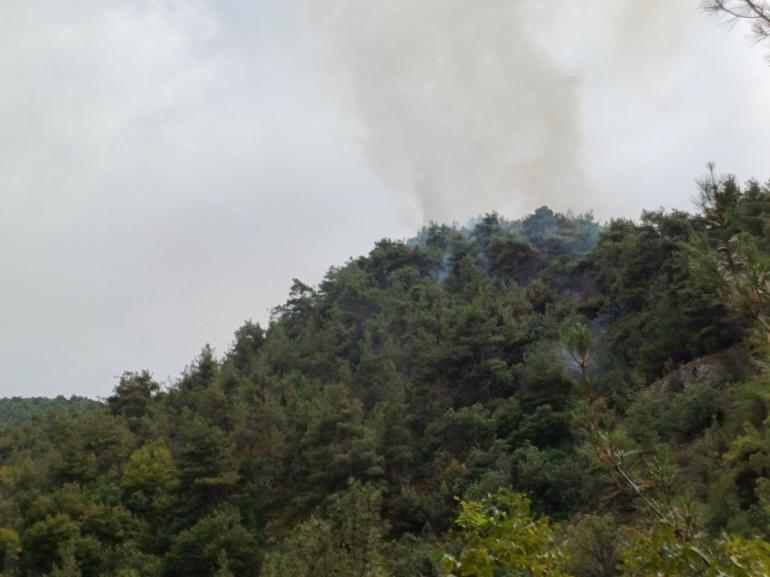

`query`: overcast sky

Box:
[1,0,769,398]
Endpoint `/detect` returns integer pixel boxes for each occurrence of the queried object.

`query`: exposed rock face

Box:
[648,349,750,394]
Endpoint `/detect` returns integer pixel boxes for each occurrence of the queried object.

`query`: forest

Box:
[0,399,97,430]
[1,169,770,576]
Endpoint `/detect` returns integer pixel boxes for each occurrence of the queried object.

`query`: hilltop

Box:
[1,174,770,576]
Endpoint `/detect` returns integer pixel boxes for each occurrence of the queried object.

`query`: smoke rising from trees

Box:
[317,0,693,223]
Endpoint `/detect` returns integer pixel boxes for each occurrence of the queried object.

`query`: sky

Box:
[1,0,769,398]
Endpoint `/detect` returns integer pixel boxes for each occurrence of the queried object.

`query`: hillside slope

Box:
[0,396,99,429]
[1,175,770,576]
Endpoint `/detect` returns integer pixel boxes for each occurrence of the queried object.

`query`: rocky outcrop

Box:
[648,350,747,394]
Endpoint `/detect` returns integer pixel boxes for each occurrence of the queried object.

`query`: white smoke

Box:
[314,0,698,223]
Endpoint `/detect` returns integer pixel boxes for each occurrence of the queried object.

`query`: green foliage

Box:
[175,413,239,520]
[121,441,178,531]
[3,190,770,575]
[162,508,258,577]
[21,513,80,575]
[561,319,591,389]
[0,396,98,429]
[227,321,265,376]
[260,480,390,577]
[439,489,570,577]
[107,372,159,433]
[620,526,770,577]
[48,542,81,577]
[0,527,20,575]
[563,515,619,577]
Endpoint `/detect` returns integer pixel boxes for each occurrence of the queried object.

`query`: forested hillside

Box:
[0,397,98,430]
[2,171,770,576]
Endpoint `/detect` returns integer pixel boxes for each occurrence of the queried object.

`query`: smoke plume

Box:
[316,0,696,224]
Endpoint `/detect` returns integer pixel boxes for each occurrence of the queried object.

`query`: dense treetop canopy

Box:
[2,172,770,576]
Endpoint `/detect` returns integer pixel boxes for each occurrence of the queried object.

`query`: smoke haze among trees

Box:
[0,0,769,397]
[2,2,770,575]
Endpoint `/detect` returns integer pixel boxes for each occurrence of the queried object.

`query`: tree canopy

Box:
[2,170,770,575]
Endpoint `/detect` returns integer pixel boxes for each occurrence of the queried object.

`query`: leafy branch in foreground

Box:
[689,164,770,348]
[439,489,569,577]
[440,491,770,577]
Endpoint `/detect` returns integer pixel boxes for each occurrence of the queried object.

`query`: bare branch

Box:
[704,0,770,58]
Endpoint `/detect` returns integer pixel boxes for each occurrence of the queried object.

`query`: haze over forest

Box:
[2,2,770,577]
[2,0,770,398]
